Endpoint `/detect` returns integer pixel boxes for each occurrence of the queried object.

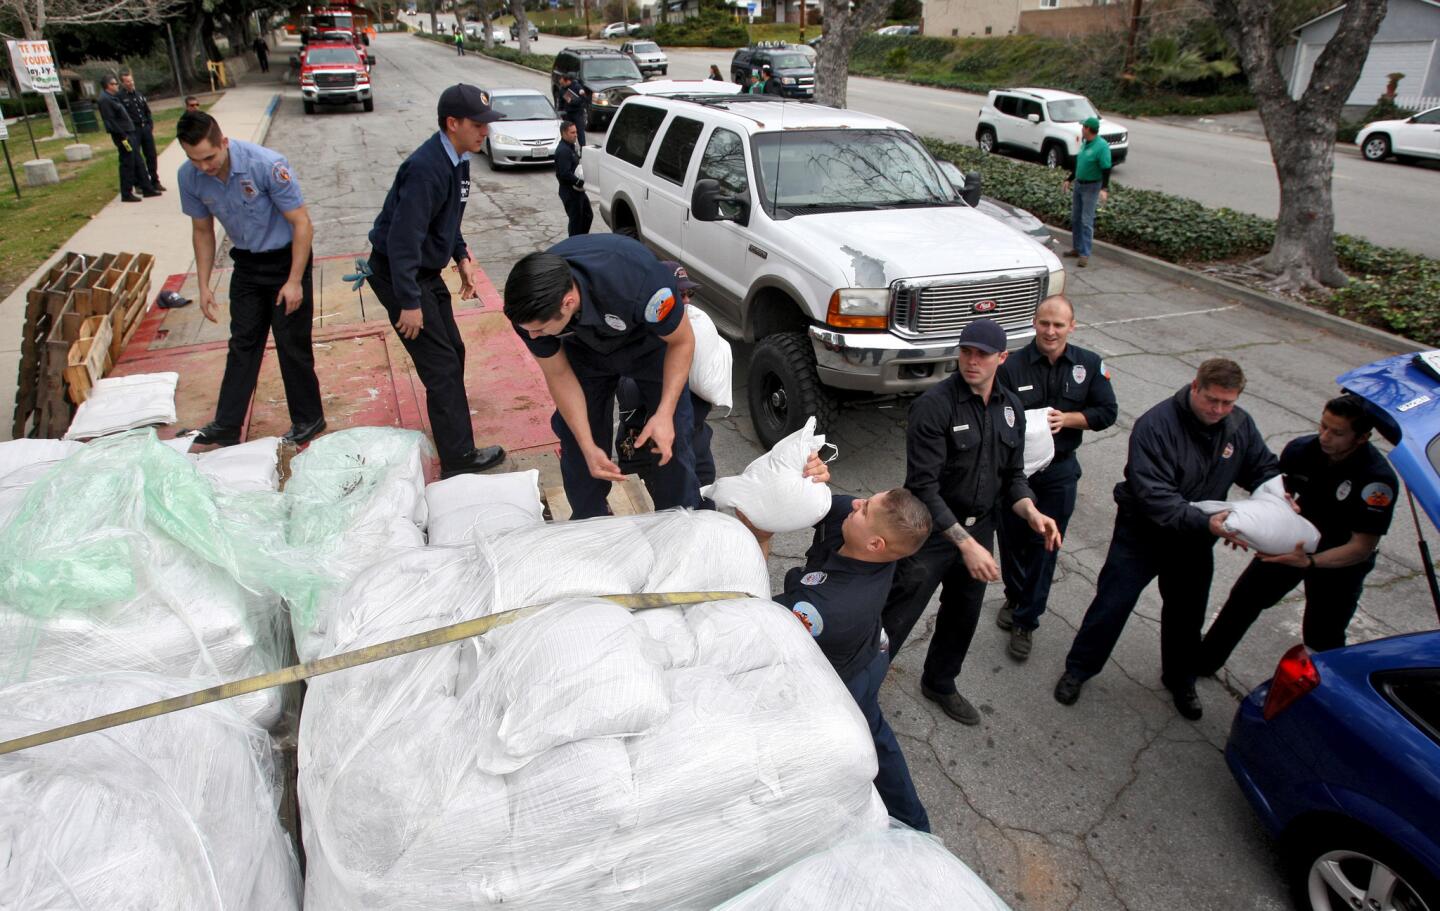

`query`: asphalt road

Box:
[415,16,1440,259]
[279,29,1437,910]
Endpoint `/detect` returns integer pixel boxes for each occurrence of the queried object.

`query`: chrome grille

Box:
[1102,131,1126,144]
[315,71,357,89]
[891,271,1045,337]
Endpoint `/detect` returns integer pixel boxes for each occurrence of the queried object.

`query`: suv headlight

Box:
[827,288,889,330]
[1047,267,1066,298]
[593,92,610,105]
[780,77,796,85]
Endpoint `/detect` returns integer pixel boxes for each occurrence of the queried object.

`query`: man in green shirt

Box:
[1061,116,1111,268]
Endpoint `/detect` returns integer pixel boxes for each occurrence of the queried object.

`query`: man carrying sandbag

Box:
[1054,358,1279,721]
[504,235,698,519]
[1197,394,1397,669]
[995,296,1117,662]
[881,319,1063,727]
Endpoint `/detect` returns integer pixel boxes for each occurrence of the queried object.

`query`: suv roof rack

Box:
[562,46,625,55]
[752,40,794,49]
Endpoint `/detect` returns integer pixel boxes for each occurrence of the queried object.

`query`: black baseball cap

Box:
[660,260,700,293]
[958,318,1007,354]
[437,84,503,124]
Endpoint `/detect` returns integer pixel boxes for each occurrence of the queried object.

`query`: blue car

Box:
[1226,351,1440,911]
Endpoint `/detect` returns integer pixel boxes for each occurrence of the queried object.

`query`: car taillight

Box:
[1262,644,1320,720]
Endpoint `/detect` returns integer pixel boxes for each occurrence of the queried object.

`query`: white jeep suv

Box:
[587,94,1066,447]
[976,87,1130,170]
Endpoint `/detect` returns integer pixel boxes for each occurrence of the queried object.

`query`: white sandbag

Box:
[686,304,733,409]
[192,436,282,493]
[425,469,544,546]
[63,371,178,440]
[701,416,831,533]
[714,826,1013,910]
[0,438,83,479]
[1023,407,1054,477]
[1193,475,1322,554]
[0,672,301,910]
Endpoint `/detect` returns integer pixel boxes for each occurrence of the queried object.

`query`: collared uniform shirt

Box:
[1073,135,1112,183]
[773,495,896,683]
[178,139,304,253]
[1281,436,1397,551]
[514,234,681,358]
[119,88,153,130]
[904,374,1033,532]
[997,340,1118,459]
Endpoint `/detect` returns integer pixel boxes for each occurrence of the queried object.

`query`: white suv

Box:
[620,39,668,77]
[976,88,1130,170]
[587,95,1065,447]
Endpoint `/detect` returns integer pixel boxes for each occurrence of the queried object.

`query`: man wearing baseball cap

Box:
[363,84,506,478]
[1061,115,1112,268]
[881,318,1063,726]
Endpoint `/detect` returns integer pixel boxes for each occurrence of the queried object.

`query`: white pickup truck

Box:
[587,92,1066,447]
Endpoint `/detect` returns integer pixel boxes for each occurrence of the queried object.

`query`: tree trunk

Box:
[813,0,888,109]
[512,0,531,56]
[480,4,495,49]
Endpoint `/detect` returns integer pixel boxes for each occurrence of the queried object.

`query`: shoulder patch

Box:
[1100,359,1110,380]
[644,287,676,324]
[270,160,291,184]
[1360,482,1393,508]
[789,601,824,637]
[800,571,827,586]
[604,313,627,331]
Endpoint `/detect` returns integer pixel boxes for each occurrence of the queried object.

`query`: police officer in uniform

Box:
[1054,358,1279,720]
[1198,394,1398,668]
[554,120,592,237]
[743,483,935,832]
[995,295,1117,661]
[365,85,506,478]
[882,318,1063,726]
[556,73,590,147]
[503,234,698,519]
[176,111,325,446]
[98,74,156,202]
[119,69,164,192]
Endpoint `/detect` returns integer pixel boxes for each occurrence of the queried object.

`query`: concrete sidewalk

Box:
[0,81,285,442]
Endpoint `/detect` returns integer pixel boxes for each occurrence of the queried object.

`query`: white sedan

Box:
[600,21,640,39]
[483,88,563,169]
[1356,106,1440,163]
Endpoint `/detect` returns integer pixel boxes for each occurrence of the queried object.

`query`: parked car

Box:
[464,23,506,42]
[729,42,815,98]
[601,21,640,39]
[976,87,1130,169]
[297,42,373,114]
[1356,106,1440,163]
[620,39,669,77]
[550,47,644,130]
[587,94,1064,446]
[482,87,563,169]
[875,24,919,35]
[1226,351,1440,911]
[510,20,538,40]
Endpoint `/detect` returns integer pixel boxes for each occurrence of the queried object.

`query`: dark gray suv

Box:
[550,47,644,130]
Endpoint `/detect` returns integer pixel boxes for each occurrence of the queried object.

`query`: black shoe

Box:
[1171,684,1203,721]
[152,183,167,192]
[1054,671,1085,706]
[920,683,981,725]
[141,189,162,198]
[440,445,506,479]
[282,417,326,445]
[191,422,241,447]
[1008,626,1033,662]
[121,194,142,203]
[996,599,1016,631]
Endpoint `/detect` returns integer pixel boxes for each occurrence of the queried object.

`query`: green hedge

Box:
[655,14,748,48]
[921,138,1437,345]
[416,30,555,72]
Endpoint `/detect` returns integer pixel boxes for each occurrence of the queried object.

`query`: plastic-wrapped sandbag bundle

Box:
[1193,475,1322,554]
[300,511,888,909]
[425,470,544,546]
[714,826,1013,910]
[0,438,84,526]
[701,417,831,533]
[1022,407,1054,477]
[0,672,301,909]
[686,304,733,409]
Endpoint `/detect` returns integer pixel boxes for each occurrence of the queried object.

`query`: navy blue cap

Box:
[438,84,503,124]
[959,318,1007,354]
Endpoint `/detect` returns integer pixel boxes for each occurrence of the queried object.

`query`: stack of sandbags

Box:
[0,438,84,526]
[191,436,283,493]
[714,827,1013,910]
[424,470,544,546]
[0,672,302,909]
[300,511,888,909]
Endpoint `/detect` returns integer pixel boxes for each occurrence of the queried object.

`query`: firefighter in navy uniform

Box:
[503,234,699,519]
[556,73,590,147]
[881,318,1063,727]
[995,295,1117,661]
[1198,394,1398,668]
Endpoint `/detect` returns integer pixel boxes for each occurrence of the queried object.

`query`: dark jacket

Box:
[763,76,783,95]
[996,340,1117,460]
[555,139,583,191]
[119,88,153,131]
[1113,385,1279,535]
[97,91,135,138]
[368,132,471,311]
[558,82,589,121]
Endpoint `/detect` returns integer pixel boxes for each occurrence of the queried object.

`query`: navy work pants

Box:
[559,185,593,237]
[1198,555,1374,670]
[555,341,699,520]
[844,650,930,833]
[1063,515,1216,690]
[881,517,995,695]
[138,127,160,187]
[367,251,476,467]
[214,246,323,430]
[112,131,153,197]
[999,455,1080,631]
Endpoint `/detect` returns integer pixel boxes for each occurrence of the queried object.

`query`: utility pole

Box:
[798,0,806,43]
[1123,0,1144,75]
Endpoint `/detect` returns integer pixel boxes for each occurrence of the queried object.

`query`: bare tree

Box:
[510,0,530,55]
[478,1,495,50]
[1200,0,1388,291]
[813,0,889,109]
[1,0,185,139]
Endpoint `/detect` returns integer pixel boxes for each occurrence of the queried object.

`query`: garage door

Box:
[1292,39,1436,104]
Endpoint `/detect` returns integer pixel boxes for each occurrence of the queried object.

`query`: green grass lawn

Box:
[0,105,192,302]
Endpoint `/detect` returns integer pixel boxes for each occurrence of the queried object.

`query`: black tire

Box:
[362,98,374,112]
[747,332,839,450]
[485,140,500,170]
[303,100,316,115]
[976,125,997,154]
[1287,825,1440,911]
[1043,142,1066,169]
[1362,134,1391,162]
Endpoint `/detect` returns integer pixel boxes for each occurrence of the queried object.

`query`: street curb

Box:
[1050,227,1428,355]
[253,92,282,145]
